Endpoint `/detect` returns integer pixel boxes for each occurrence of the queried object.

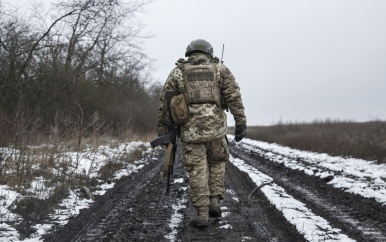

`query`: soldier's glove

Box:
[234,125,246,142]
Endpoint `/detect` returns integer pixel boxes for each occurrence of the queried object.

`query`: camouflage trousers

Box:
[182,136,229,208]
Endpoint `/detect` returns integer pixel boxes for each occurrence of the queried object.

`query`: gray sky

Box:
[4,0,386,126]
[140,0,386,126]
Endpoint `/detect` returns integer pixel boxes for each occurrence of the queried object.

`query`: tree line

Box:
[0,0,161,146]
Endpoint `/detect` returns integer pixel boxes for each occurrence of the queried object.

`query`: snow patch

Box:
[165,187,188,241]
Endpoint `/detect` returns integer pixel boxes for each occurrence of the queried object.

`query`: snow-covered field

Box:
[1,136,385,241]
[234,136,386,205]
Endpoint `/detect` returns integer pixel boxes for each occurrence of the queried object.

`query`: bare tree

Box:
[0,0,157,146]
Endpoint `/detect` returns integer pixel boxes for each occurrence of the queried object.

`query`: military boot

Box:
[191,207,209,228]
[209,195,222,217]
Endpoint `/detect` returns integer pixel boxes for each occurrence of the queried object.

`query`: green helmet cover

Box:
[185,39,214,57]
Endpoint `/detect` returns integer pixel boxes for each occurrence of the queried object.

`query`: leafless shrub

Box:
[99,145,147,181]
[122,144,147,163]
[243,120,386,164]
[99,159,124,181]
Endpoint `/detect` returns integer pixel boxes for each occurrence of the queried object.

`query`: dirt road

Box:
[43,140,386,242]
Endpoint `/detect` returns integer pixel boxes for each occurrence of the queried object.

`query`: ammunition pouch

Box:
[170,93,189,124]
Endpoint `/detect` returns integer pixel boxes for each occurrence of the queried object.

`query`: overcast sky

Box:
[139,0,386,126]
[4,0,386,126]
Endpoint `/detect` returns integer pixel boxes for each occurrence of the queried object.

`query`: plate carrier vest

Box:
[181,60,222,109]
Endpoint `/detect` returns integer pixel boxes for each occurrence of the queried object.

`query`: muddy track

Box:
[228,142,386,242]
[176,150,306,242]
[43,141,386,241]
[43,145,306,241]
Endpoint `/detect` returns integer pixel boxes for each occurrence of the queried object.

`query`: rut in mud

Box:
[43,140,386,242]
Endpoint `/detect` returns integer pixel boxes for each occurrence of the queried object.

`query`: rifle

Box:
[150,90,178,194]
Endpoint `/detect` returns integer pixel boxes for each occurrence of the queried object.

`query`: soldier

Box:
[158,39,247,227]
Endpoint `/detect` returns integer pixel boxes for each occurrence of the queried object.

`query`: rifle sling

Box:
[163,143,174,178]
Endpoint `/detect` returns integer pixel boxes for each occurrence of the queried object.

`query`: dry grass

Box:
[98,144,147,181]
[231,120,386,164]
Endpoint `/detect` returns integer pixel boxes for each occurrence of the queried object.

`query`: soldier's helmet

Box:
[185,39,213,57]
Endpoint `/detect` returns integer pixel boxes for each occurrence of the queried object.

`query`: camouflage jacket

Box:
[158,53,246,143]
